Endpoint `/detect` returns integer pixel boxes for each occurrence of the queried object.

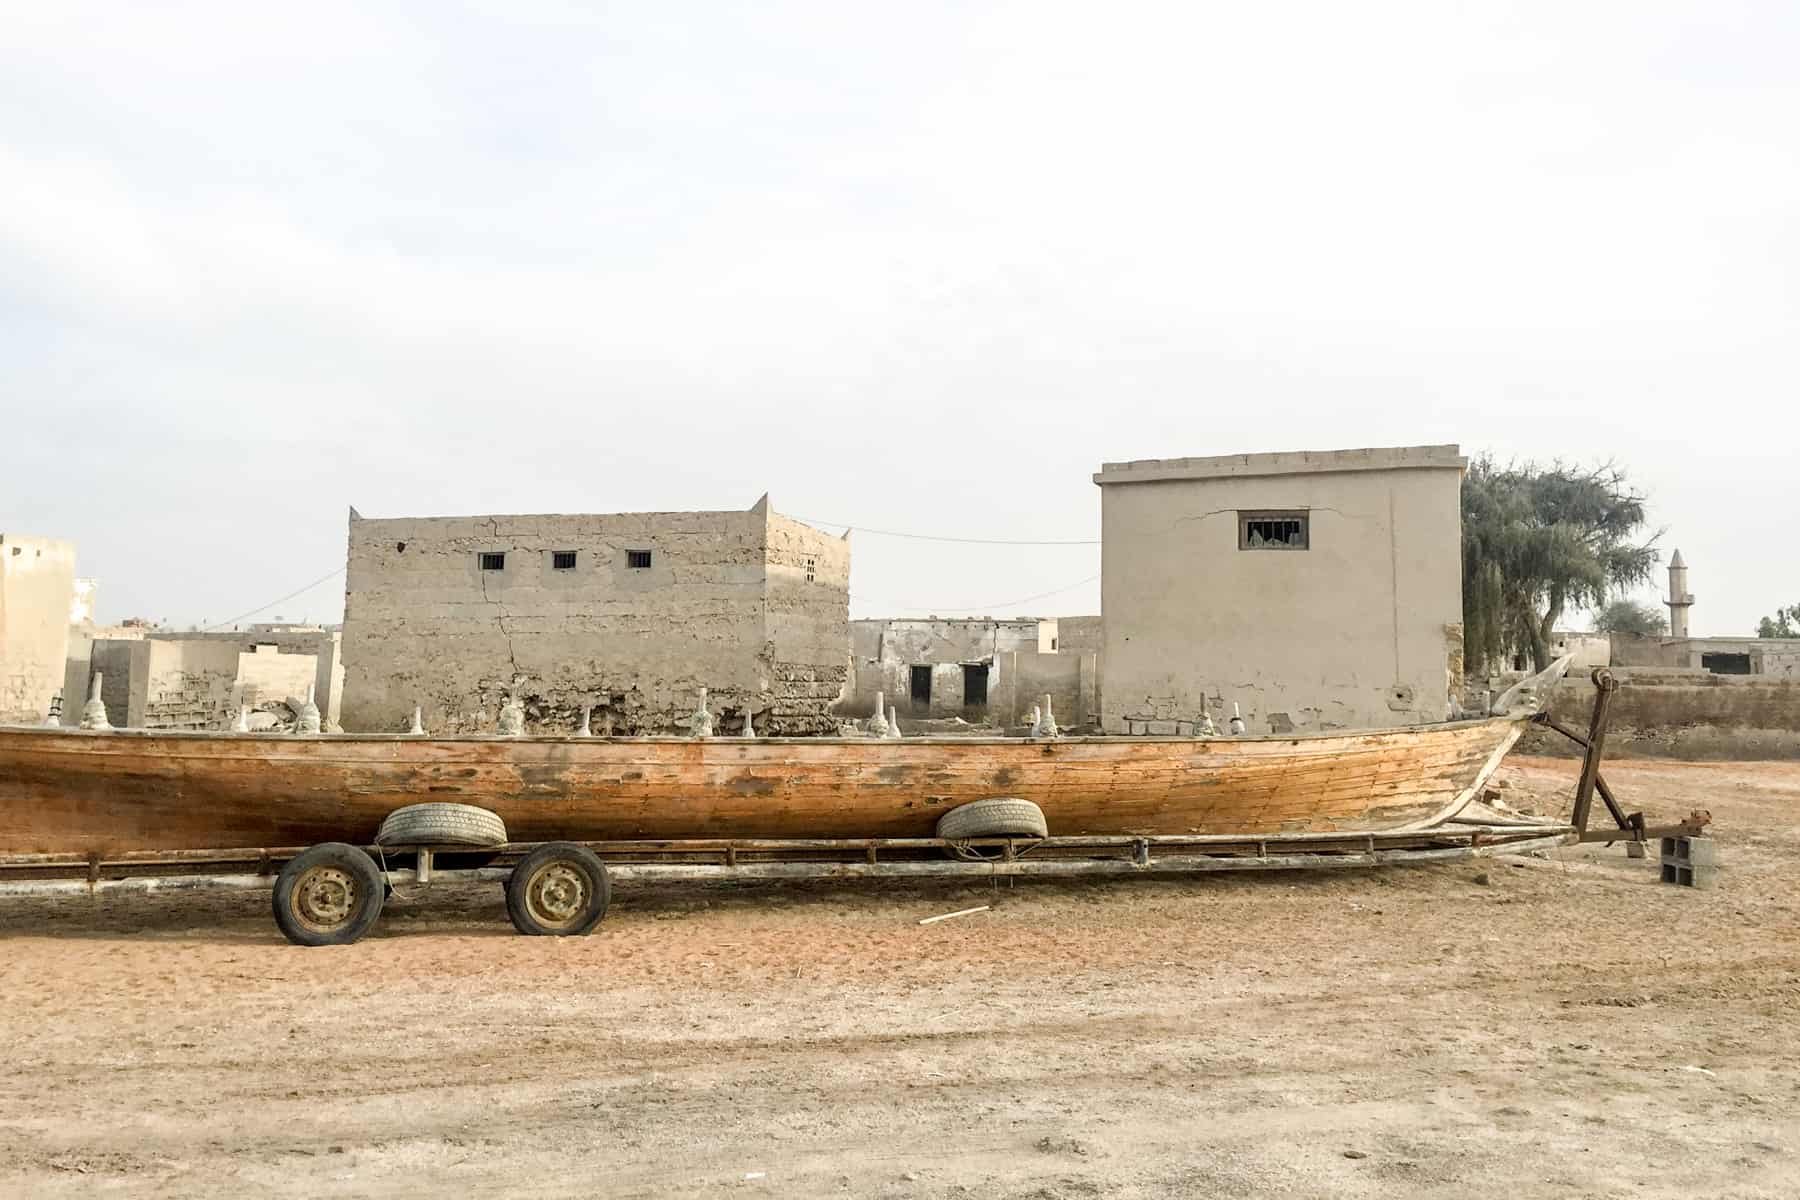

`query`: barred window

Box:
[479,552,506,571]
[627,550,653,569]
[1239,511,1308,551]
[552,550,577,570]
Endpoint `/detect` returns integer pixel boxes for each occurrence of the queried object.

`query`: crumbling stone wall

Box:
[340,500,850,734]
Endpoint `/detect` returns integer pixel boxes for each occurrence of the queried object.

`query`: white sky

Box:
[3,1,1795,634]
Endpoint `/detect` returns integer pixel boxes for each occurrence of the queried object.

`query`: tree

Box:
[1461,457,1660,674]
[1592,598,1667,637]
[1760,604,1800,638]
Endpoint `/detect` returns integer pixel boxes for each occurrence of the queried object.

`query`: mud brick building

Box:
[339,496,850,734]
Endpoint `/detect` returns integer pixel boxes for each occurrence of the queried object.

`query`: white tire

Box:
[375,802,507,847]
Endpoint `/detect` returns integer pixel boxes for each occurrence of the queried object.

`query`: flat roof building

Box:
[339,496,850,734]
[1094,445,1466,735]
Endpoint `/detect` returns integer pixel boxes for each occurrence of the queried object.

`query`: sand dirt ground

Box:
[0,756,1796,1198]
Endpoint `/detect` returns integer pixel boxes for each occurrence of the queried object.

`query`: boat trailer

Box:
[0,668,1706,944]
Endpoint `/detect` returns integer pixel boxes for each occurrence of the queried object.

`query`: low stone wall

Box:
[1520,670,1800,760]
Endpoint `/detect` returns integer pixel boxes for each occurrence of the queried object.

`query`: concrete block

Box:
[1659,862,1719,889]
[1660,837,1720,888]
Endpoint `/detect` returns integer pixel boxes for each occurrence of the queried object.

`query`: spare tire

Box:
[935,797,1048,840]
[375,802,507,847]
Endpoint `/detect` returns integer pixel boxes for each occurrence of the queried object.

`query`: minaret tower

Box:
[1665,549,1693,639]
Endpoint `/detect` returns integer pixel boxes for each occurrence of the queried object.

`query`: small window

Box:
[1239,510,1308,550]
[479,552,506,571]
[552,550,577,570]
[1050,637,1058,651]
[804,556,817,582]
[627,550,653,569]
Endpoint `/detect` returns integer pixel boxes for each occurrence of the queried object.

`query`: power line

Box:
[790,514,1098,546]
[852,572,1101,615]
[202,566,345,631]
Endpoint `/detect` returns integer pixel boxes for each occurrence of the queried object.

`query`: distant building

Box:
[846,616,1097,728]
[86,625,344,731]
[1608,551,1800,676]
[340,496,849,734]
[0,534,76,724]
[1094,446,1466,735]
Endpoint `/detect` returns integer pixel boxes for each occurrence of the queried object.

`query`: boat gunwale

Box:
[0,714,1526,749]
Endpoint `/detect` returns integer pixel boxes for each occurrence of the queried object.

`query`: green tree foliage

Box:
[1759,605,1800,638]
[1592,599,1668,637]
[1461,458,1660,673]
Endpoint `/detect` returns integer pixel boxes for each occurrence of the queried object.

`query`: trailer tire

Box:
[375,803,507,848]
[935,797,1049,840]
[506,842,610,936]
[273,843,385,946]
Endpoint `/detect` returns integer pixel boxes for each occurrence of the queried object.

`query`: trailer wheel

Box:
[506,842,610,936]
[375,802,507,848]
[272,843,385,946]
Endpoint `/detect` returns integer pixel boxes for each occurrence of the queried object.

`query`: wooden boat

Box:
[0,662,1569,859]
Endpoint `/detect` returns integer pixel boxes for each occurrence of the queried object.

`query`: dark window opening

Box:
[395,541,407,553]
[910,665,932,710]
[1239,510,1309,550]
[1702,652,1752,675]
[627,550,653,569]
[1050,637,1058,651]
[962,664,989,708]
[552,550,577,570]
[479,552,506,571]
[804,556,817,582]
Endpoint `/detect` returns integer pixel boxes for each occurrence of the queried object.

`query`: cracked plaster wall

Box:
[1097,451,1463,735]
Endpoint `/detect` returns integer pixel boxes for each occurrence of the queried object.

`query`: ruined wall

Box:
[1522,670,1800,760]
[0,535,76,724]
[340,502,849,734]
[1053,616,1104,723]
[996,649,1094,730]
[89,639,144,727]
[63,624,147,723]
[236,644,322,707]
[843,618,1049,720]
[83,631,332,729]
[1097,446,1464,735]
[139,640,246,730]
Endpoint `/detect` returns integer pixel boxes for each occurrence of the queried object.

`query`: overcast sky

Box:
[4,1,1795,634]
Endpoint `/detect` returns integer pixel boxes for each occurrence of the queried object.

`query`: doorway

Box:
[961,663,989,710]
[910,665,932,711]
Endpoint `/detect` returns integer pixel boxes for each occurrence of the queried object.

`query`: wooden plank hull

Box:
[0,718,1528,858]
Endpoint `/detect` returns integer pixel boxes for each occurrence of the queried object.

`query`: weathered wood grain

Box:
[0,719,1525,856]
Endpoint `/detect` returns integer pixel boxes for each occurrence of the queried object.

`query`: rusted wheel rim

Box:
[525,862,590,930]
[291,866,359,933]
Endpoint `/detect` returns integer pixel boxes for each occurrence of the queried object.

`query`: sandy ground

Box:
[0,756,1796,1198]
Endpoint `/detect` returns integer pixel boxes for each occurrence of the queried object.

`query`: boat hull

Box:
[0,718,1525,857]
